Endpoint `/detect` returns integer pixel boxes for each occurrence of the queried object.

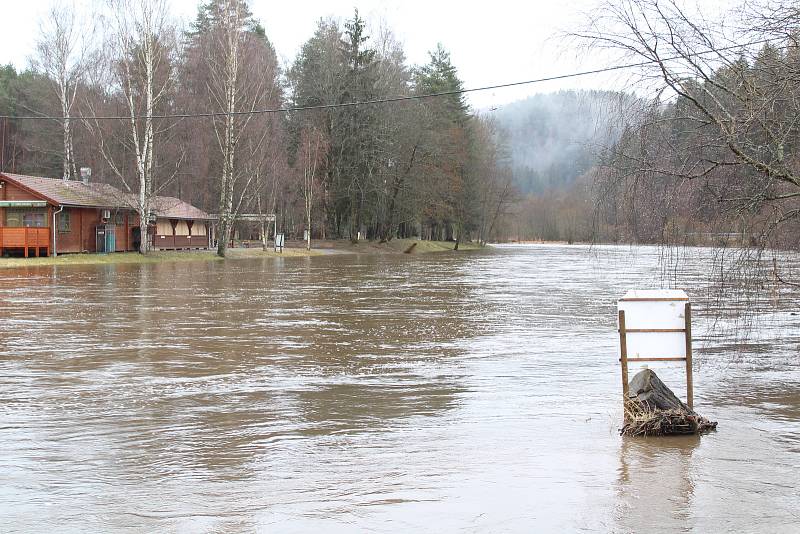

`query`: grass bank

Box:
[314,238,483,254]
[0,248,323,269]
[0,239,482,269]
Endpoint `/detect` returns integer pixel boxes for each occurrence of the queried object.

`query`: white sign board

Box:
[618,289,688,359]
[275,233,285,251]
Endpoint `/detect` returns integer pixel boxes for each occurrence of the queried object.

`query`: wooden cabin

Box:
[0,172,211,257]
[149,196,211,251]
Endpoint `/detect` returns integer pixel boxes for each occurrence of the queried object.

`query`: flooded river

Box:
[1,244,798,532]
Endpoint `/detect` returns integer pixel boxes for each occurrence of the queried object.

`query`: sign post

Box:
[274,233,285,253]
[617,290,693,409]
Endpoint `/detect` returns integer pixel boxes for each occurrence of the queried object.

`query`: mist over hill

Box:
[491,90,631,194]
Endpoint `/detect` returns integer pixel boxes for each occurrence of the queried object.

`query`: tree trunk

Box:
[138,206,149,254]
[622,369,717,436]
[350,196,359,244]
[306,209,312,251]
[217,217,231,257]
[62,112,75,181]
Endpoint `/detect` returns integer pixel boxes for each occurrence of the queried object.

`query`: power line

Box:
[0,37,781,122]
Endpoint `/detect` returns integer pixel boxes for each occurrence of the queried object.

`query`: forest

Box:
[0,0,515,255]
[491,0,800,258]
[576,0,800,261]
[4,0,800,262]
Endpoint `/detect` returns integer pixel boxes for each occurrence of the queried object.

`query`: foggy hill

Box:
[491,90,631,194]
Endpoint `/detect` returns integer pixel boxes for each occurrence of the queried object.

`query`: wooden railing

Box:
[0,227,51,257]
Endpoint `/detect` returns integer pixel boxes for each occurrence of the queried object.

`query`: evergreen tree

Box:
[188,0,264,38]
[413,44,474,244]
[414,44,468,124]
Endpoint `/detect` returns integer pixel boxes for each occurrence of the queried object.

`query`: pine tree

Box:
[187,0,263,38]
[414,44,468,124]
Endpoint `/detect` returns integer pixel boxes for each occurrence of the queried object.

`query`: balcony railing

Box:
[0,227,51,257]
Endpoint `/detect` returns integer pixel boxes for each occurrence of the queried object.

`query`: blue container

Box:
[95,224,117,253]
[106,225,116,253]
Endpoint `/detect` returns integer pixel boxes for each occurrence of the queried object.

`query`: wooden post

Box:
[619,310,629,400]
[685,302,694,410]
[24,227,28,258]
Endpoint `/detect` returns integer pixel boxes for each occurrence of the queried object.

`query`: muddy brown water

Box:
[1,244,798,532]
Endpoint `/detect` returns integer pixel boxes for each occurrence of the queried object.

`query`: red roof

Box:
[150,196,211,220]
[0,173,210,220]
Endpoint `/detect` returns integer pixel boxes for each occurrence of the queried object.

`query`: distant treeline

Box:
[493,0,800,253]
[490,89,632,243]
[581,0,800,254]
[0,0,515,254]
[9,0,792,255]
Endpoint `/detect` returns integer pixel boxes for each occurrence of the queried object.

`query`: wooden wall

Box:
[115,212,131,252]
[54,208,137,254]
[1,181,40,202]
[152,218,210,250]
[0,178,141,254]
[55,208,94,253]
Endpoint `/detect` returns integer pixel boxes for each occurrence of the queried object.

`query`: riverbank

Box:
[0,239,483,269]
[315,238,482,254]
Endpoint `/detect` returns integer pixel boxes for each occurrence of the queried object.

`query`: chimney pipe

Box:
[80,167,91,185]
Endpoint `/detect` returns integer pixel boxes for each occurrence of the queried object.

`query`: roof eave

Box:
[0,172,60,206]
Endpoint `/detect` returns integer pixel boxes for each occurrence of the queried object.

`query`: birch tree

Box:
[297,126,328,250]
[189,0,281,257]
[33,2,89,181]
[88,0,179,253]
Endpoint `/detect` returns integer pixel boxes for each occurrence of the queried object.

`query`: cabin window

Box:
[115,211,125,225]
[155,219,173,235]
[23,212,46,227]
[174,220,190,236]
[5,209,22,227]
[58,210,71,233]
[5,208,46,227]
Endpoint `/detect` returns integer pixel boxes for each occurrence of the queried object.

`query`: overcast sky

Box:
[0,0,735,109]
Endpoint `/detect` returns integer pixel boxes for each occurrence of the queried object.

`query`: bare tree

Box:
[297,125,328,250]
[195,0,281,257]
[86,0,180,254]
[575,0,800,281]
[469,115,517,246]
[33,1,90,181]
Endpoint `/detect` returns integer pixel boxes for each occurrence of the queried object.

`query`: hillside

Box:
[492,90,632,193]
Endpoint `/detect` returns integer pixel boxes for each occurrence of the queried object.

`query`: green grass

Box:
[359,238,482,254]
[225,248,327,259]
[0,248,323,269]
[388,239,482,254]
[0,239,483,269]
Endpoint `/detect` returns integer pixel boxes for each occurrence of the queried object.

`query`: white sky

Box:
[0,0,736,110]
